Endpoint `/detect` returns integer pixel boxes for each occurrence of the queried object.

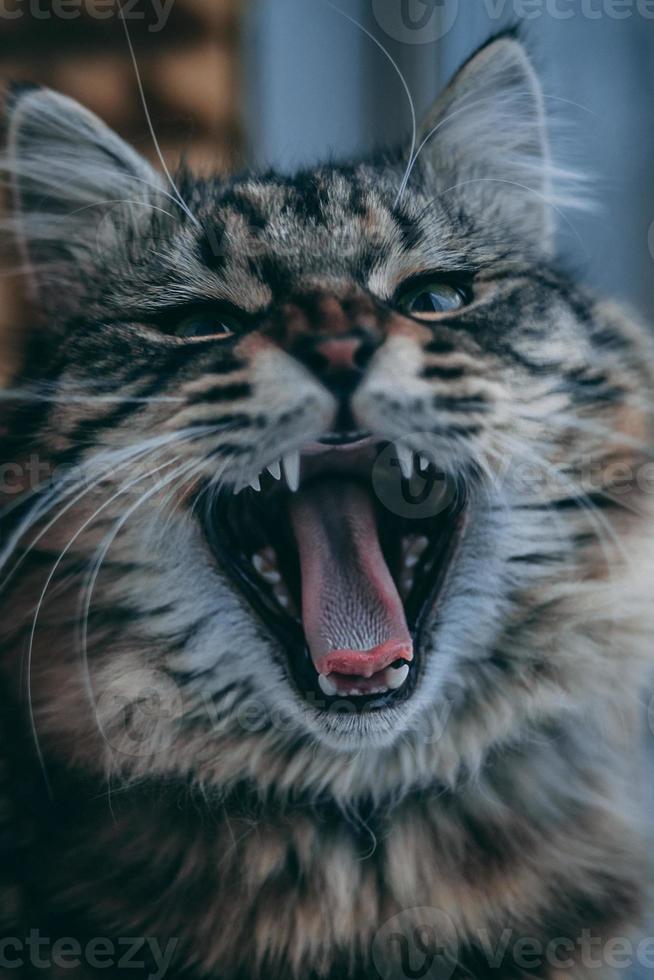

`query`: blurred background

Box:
[0,1,652,971]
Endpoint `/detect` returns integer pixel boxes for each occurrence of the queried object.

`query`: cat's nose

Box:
[314,337,361,373]
[294,328,380,399]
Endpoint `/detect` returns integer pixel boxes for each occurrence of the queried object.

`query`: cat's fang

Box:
[395,442,414,479]
[318,674,338,697]
[282,451,301,492]
[385,664,410,690]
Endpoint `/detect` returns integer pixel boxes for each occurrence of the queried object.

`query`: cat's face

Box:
[3,38,653,799]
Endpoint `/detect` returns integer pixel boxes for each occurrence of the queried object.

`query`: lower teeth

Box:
[317,663,410,699]
[398,536,429,598]
[252,548,295,614]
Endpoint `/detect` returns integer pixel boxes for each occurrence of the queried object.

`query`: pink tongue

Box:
[288,479,413,678]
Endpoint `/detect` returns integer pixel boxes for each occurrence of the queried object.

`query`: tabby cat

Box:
[1,32,653,980]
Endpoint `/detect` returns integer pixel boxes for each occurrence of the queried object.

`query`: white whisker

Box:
[117,0,201,230]
[325,1,416,211]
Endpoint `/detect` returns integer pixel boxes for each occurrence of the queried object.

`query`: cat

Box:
[0,30,653,980]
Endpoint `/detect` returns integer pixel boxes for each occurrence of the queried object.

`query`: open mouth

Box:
[200,436,466,712]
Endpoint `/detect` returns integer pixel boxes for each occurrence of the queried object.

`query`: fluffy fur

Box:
[0,34,653,980]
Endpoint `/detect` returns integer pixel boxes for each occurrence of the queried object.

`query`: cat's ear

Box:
[414,35,565,252]
[4,84,166,305]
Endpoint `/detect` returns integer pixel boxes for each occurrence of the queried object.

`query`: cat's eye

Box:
[398,281,467,319]
[177,312,240,339]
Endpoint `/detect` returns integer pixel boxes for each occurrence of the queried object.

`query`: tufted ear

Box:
[3,84,166,307]
[414,34,575,254]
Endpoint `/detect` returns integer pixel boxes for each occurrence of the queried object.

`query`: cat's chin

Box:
[198,435,468,729]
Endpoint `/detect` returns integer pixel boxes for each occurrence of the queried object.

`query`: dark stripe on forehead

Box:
[287,172,325,225]
[392,206,423,251]
[347,180,369,218]
[247,254,294,297]
[218,191,269,231]
[356,241,393,282]
[198,223,227,273]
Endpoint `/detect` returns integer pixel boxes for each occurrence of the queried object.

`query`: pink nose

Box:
[314,337,361,372]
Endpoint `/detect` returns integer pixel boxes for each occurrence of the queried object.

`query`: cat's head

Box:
[2,35,653,803]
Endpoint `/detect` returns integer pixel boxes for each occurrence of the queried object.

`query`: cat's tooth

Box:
[395,443,414,480]
[282,451,301,492]
[318,674,338,697]
[419,455,431,473]
[400,571,414,597]
[385,664,410,690]
[253,552,281,583]
[267,459,282,480]
[252,554,267,574]
[404,536,429,567]
[249,474,261,492]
